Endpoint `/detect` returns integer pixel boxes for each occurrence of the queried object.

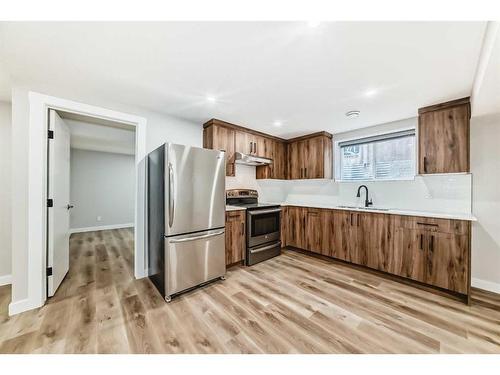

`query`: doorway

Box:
[46,109,137,297]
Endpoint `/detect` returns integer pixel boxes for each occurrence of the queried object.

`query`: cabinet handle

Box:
[429,235,434,252]
[350,213,353,226]
[423,156,428,173]
[241,222,245,234]
[249,142,253,154]
[420,234,423,250]
[357,214,360,227]
[417,222,439,227]
[305,167,307,178]
[253,142,257,154]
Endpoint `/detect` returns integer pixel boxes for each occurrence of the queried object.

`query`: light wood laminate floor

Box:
[1,228,500,354]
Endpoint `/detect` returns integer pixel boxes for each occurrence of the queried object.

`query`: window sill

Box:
[335,177,416,183]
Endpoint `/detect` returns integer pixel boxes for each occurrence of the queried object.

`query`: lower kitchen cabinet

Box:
[425,231,469,294]
[305,208,323,253]
[225,210,246,266]
[286,206,307,249]
[283,206,471,300]
[392,227,426,283]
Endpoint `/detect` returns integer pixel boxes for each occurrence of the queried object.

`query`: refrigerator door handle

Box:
[169,230,225,243]
[168,162,175,227]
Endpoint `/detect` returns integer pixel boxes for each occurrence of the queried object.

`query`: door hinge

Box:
[47,267,53,276]
[47,198,53,207]
[48,130,54,139]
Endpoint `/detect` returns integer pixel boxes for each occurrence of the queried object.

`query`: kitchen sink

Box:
[337,205,390,212]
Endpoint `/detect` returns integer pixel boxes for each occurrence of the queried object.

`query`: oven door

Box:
[247,207,281,247]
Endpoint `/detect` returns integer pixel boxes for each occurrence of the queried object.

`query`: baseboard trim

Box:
[0,274,12,286]
[472,277,500,294]
[70,223,134,234]
[9,298,43,316]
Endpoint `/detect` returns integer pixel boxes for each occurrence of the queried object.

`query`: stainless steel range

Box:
[226,189,281,266]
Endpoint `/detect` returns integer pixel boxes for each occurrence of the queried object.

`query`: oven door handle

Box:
[250,241,281,254]
[247,208,282,215]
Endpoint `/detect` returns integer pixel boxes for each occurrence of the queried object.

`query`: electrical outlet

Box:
[97,216,102,222]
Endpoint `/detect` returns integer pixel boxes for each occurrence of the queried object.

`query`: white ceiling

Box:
[0,22,488,138]
[60,114,136,155]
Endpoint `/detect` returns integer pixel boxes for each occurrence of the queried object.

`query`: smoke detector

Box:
[345,110,360,118]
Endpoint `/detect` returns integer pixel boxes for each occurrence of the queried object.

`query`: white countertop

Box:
[226,202,476,221]
[225,205,246,212]
[266,202,476,221]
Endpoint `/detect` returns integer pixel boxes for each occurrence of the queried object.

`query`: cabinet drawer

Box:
[226,211,246,222]
[397,216,469,235]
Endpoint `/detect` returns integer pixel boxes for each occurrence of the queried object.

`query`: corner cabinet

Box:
[282,206,471,302]
[418,97,470,174]
[287,132,333,179]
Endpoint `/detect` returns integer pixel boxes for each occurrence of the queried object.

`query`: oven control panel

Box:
[226,189,258,198]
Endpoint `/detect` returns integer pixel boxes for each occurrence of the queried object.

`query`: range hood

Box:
[234,152,272,166]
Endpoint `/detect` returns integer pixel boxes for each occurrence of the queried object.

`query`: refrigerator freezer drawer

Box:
[165,229,225,297]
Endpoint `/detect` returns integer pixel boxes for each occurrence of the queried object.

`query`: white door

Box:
[47,109,71,297]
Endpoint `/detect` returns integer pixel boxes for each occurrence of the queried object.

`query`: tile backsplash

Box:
[227,165,472,215]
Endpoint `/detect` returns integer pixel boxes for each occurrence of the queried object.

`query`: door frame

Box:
[27,92,147,309]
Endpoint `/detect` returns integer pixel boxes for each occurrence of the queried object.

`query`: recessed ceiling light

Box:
[273,121,282,127]
[206,95,217,103]
[307,21,321,28]
[364,89,377,97]
[346,110,360,118]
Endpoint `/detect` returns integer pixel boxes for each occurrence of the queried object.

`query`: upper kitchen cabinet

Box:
[287,132,333,179]
[203,119,236,176]
[204,119,331,180]
[235,131,267,157]
[418,97,470,174]
[256,138,287,180]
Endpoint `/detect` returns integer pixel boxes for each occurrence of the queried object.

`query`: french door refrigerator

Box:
[147,143,226,302]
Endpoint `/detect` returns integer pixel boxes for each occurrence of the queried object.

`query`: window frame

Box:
[334,128,417,183]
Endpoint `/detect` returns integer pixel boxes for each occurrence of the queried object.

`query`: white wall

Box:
[11,89,30,303]
[70,149,135,230]
[470,113,500,291]
[0,102,12,285]
[9,87,202,308]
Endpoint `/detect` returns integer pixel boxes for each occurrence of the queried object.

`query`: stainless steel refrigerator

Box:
[147,143,226,302]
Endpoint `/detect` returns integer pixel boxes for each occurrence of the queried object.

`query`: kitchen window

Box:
[337,129,416,181]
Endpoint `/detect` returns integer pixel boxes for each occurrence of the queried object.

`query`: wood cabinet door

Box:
[225,211,246,266]
[321,209,335,257]
[425,232,468,294]
[272,140,287,179]
[203,125,236,176]
[391,227,426,283]
[280,207,287,247]
[287,141,301,179]
[419,104,469,174]
[256,138,287,179]
[213,125,235,176]
[359,213,392,272]
[304,136,324,179]
[235,131,254,155]
[254,135,266,157]
[286,207,307,249]
[305,208,322,253]
[331,210,350,261]
[339,211,360,263]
